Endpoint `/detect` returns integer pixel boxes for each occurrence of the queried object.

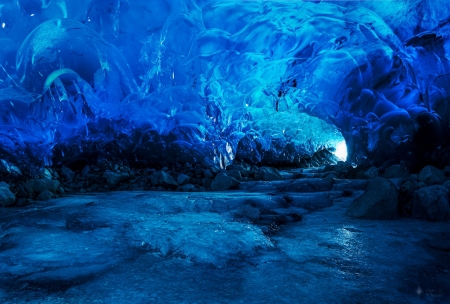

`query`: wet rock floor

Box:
[0,180,449,303]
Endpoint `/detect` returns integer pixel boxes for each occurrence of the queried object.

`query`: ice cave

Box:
[0,0,449,303]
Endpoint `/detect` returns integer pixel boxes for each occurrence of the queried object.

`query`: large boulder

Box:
[211,173,240,191]
[412,185,450,222]
[255,167,283,181]
[346,177,398,219]
[419,165,445,186]
[29,179,60,194]
[0,183,15,206]
[150,171,178,189]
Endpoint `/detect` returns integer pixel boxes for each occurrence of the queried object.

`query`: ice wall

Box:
[0,0,449,169]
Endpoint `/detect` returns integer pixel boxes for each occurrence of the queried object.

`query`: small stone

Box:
[61,166,75,180]
[0,184,15,206]
[383,165,408,178]
[211,173,240,191]
[177,174,191,186]
[346,177,398,220]
[255,167,284,181]
[37,189,54,201]
[419,165,445,185]
[29,179,60,194]
[363,166,378,179]
[103,171,130,186]
[412,185,450,221]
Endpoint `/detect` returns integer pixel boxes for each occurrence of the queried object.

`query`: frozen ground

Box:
[0,184,449,303]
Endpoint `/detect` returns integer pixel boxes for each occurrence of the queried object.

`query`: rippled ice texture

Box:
[0,0,449,168]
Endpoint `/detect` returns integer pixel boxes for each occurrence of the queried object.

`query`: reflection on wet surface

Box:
[0,191,449,303]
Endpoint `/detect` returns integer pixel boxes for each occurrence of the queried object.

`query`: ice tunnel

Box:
[1,0,450,171]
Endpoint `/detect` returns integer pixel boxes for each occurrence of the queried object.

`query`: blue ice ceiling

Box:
[1,0,450,168]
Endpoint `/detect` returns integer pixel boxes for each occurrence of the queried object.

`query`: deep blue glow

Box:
[0,0,450,168]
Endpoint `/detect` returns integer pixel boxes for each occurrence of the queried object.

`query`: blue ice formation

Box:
[0,0,450,168]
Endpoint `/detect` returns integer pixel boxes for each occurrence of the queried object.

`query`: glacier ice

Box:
[0,0,450,169]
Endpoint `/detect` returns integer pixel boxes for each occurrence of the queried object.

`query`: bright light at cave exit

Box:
[334,141,347,161]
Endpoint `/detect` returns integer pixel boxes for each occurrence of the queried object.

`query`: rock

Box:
[150,171,178,189]
[418,165,445,185]
[211,173,240,191]
[38,168,53,179]
[0,184,15,206]
[235,205,260,221]
[383,165,408,178]
[226,164,246,171]
[204,169,214,179]
[103,171,130,186]
[180,184,196,192]
[0,159,21,175]
[29,179,60,194]
[363,166,378,179]
[177,174,191,186]
[346,177,398,219]
[81,166,90,178]
[398,181,417,217]
[323,172,339,180]
[225,170,242,180]
[412,185,450,221]
[0,159,9,174]
[444,166,450,177]
[202,178,212,188]
[61,166,75,180]
[417,181,427,188]
[255,167,283,181]
[410,174,419,182]
[37,190,54,201]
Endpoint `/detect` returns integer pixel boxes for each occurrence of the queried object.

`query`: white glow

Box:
[1,23,5,29]
[334,141,347,161]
